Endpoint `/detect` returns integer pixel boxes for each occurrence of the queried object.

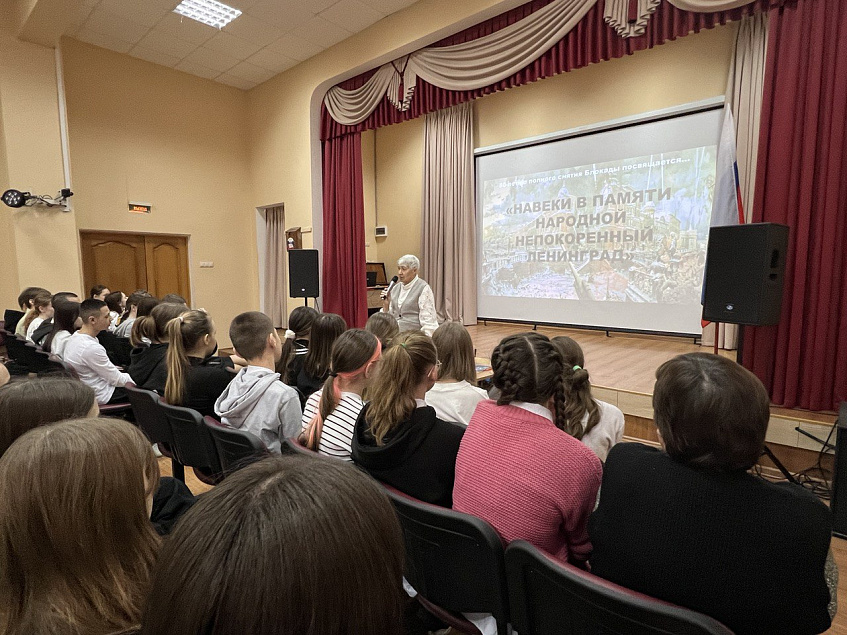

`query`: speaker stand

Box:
[762,444,799,485]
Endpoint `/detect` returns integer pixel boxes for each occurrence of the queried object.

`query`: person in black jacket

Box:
[163,308,240,417]
[588,353,832,635]
[352,330,464,507]
[128,302,186,393]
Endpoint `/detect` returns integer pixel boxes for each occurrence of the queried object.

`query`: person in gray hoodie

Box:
[215,312,302,454]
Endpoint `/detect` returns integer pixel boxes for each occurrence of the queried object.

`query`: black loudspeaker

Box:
[830,403,847,538]
[702,223,789,326]
[288,249,319,298]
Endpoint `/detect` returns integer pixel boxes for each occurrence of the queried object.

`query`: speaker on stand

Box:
[288,249,320,306]
[702,223,794,480]
[702,223,789,365]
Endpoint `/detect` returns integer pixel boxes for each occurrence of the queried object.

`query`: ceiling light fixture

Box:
[173,0,242,29]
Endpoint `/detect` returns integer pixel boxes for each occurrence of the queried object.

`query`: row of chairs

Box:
[3,329,64,375]
[283,439,732,635]
[125,384,267,484]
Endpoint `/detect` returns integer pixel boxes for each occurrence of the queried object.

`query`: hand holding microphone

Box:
[381,275,399,301]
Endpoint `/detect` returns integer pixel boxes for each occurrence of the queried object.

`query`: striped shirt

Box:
[301,390,364,461]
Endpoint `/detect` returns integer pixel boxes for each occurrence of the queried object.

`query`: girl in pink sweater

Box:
[453,332,602,564]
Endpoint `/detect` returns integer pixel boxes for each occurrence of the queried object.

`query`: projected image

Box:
[480,147,717,304]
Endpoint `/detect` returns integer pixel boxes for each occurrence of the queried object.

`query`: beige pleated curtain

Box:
[264,206,288,328]
[701,12,768,349]
[421,102,477,326]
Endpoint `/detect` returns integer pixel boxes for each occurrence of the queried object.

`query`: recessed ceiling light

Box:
[173,0,242,29]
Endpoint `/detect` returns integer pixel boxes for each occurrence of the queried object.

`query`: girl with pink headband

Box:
[300,329,382,461]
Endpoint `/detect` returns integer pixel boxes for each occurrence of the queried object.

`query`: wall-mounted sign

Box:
[129,202,152,214]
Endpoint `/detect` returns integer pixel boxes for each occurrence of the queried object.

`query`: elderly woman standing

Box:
[381,254,439,336]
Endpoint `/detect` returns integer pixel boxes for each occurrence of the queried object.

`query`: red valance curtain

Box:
[742,0,847,411]
[321,133,368,327]
[321,0,782,140]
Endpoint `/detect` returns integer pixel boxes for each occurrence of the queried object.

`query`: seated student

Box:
[426,321,487,426]
[128,296,161,345]
[30,291,81,346]
[164,309,238,418]
[41,297,81,359]
[160,292,187,305]
[301,329,381,460]
[63,299,133,404]
[366,311,400,349]
[104,290,126,331]
[141,456,405,635]
[453,333,602,565]
[21,290,53,341]
[7,286,48,334]
[128,302,187,393]
[114,290,151,338]
[0,377,195,535]
[0,417,160,635]
[215,312,302,454]
[589,353,832,635]
[297,313,347,399]
[90,284,110,301]
[276,305,319,384]
[551,336,624,462]
[352,331,464,507]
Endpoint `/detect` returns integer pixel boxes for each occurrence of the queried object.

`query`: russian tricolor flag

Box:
[702,106,745,328]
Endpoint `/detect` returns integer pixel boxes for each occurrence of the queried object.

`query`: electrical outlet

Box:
[199,261,214,268]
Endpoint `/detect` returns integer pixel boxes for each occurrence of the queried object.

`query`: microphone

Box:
[381,275,399,300]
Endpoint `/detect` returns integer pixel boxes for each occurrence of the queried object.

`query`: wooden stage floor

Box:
[466,321,837,425]
[467,321,708,396]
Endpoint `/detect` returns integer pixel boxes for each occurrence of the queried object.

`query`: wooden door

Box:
[145,235,191,302]
[80,231,191,304]
[80,232,148,296]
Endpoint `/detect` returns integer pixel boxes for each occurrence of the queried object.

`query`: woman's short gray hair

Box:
[397,254,420,270]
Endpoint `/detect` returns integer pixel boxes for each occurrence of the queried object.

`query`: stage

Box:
[466,321,837,470]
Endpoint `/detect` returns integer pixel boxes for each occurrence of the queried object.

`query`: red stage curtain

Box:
[743,0,847,410]
[321,133,368,328]
[321,0,782,140]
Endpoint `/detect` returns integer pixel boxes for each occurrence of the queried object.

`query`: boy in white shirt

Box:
[63,299,132,404]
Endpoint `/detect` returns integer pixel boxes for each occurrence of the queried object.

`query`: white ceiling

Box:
[65,0,420,90]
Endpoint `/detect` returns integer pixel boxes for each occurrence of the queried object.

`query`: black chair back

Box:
[11,338,64,374]
[124,383,184,479]
[3,309,24,334]
[159,401,222,483]
[98,331,133,367]
[505,541,734,635]
[384,486,510,635]
[203,416,268,474]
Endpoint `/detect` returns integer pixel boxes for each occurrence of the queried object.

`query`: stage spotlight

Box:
[2,189,30,208]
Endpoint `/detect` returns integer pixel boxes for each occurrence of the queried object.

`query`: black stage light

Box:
[1,189,30,208]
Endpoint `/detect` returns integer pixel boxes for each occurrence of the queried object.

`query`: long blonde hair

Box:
[0,417,160,634]
[365,331,436,445]
[165,310,213,405]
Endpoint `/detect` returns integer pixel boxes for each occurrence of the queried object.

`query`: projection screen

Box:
[475,101,724,335]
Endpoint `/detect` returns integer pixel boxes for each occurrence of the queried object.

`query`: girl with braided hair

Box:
[551,336,624,462]
[352,330,464,507]
[453,332,602,565]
